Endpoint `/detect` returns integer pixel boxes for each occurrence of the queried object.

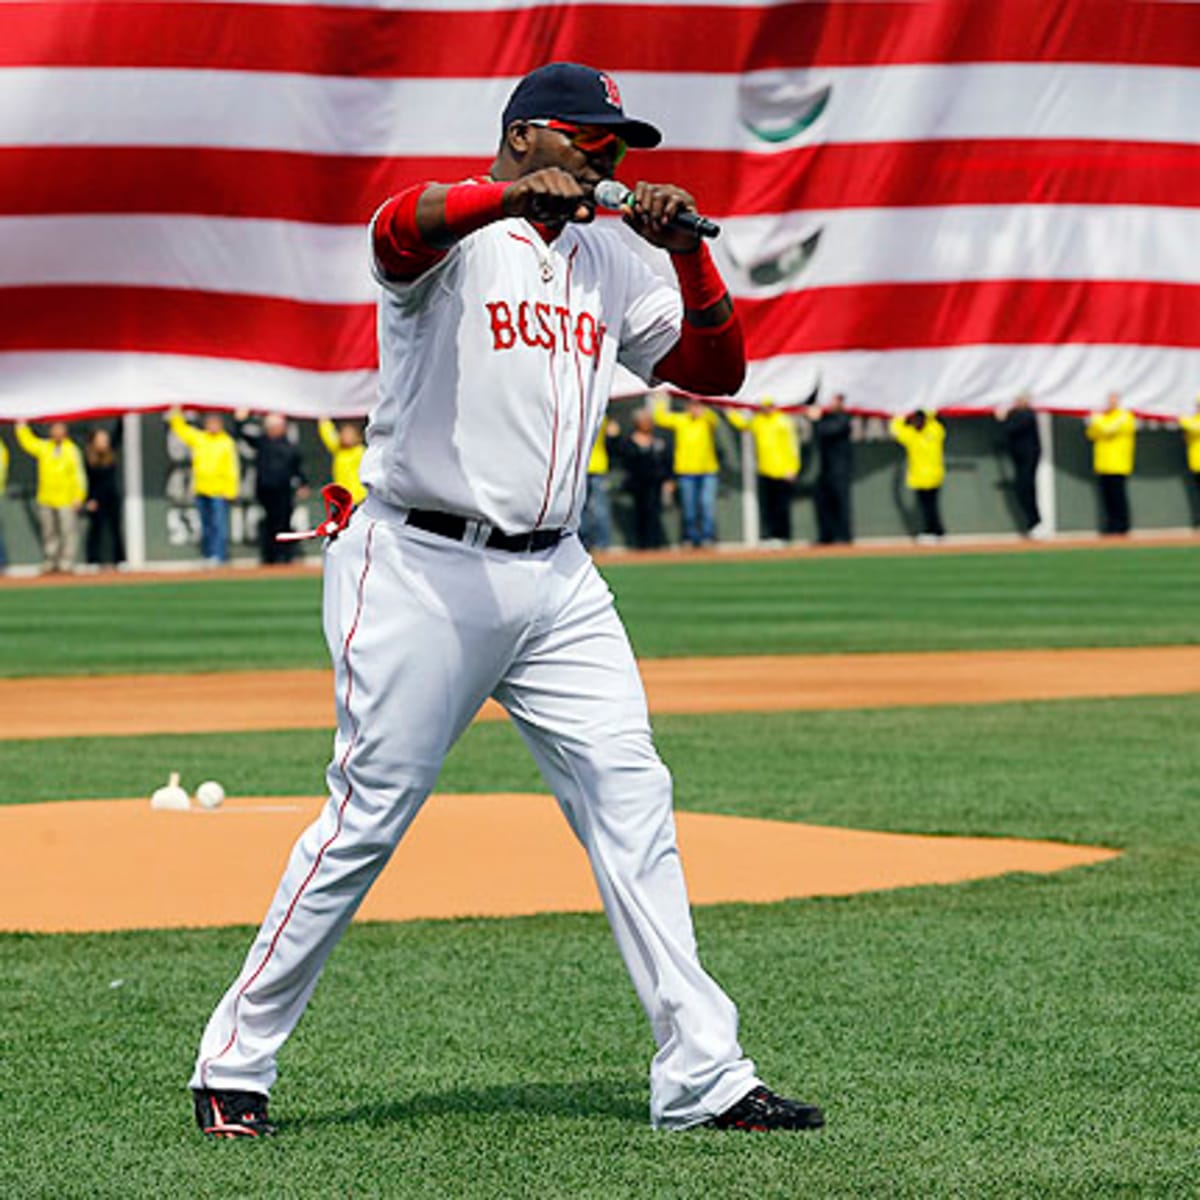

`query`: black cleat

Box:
[192,1087,277,1138]
[706,1085,825,1132]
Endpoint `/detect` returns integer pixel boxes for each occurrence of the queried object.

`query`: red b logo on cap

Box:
[599,73,621,108]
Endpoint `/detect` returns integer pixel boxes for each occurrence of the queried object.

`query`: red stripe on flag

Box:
[0,286,376,370]
[0,147,421,225]
[738,280,1200,356]
[649,141,1200,216]
[1,280,1193,370]
[1,141,1194,225]
[3,1,1195,73]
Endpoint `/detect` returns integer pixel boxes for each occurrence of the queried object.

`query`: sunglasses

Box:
[527,118,628,165]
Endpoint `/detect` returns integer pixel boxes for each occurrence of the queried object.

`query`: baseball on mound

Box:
[195,780,226,810]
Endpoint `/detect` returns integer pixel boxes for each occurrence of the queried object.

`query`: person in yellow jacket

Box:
[1178,398,1200,527]
[1085,393,1136,535]
[15,420,87,572]
[726,397,800,544]
[654,393,720,547]
[0,431,9,572]
[317,418,367,506]
[167,408,240,564]
[890,409,946,542]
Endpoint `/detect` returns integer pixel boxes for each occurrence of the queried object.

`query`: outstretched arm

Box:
[166,410,200,451]
[372,182,502,280]
[15,422,45,458]
[373,169,594,282]
[318,419,339,455]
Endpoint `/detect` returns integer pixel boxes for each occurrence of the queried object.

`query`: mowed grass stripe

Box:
[3,696,1197,851]
[0,543,1197,677]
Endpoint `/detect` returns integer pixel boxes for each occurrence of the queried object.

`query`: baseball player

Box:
[190,62,824,1139]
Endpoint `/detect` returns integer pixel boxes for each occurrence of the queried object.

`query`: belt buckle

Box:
[464,518,492,549]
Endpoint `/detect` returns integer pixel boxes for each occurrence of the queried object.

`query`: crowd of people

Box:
[0,412,366,574]
[164,410,364,567]
[1,420,123,574]
[583,391,1200,550]
[855,391,1198,544]
[1,394,1198,572]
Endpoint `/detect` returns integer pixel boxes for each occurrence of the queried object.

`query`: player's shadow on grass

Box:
[294,1078,645,1130]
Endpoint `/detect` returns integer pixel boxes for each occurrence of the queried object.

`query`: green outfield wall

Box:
[612,407,1198,548]
[0,410,1196,569]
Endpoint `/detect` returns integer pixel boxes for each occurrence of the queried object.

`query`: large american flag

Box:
[1,0,1196,420]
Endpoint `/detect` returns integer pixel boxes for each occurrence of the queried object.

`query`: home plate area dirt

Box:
[0,793,1117,934]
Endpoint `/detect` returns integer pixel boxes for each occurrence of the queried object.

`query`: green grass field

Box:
[1,544,1197,677]
[2,545,1198,1197]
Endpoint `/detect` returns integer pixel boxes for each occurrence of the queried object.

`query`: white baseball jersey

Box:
[190,192,763,1132]
[362,211,683,533]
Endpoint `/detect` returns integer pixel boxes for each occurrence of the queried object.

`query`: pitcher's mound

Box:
[0,793,1118,933]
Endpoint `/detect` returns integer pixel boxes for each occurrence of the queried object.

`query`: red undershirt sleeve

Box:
[372,185,443,282]
[654,314,746,397]
[653,245,747,396]
[372,180,509,282]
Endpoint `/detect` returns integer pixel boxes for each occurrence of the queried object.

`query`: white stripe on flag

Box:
[712,205,1200,294]
[0,351,377,419]
[743,345,1200,419]
[0,216,375,303]
[3,205,1195,304]
[607,65,1200,149]
[3,64,1195,155]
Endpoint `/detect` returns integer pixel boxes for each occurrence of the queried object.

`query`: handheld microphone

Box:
[593,180,721,239]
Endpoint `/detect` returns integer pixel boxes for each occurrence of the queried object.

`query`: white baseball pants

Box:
[191,497,759,1128]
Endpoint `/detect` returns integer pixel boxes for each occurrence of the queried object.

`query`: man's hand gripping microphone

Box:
[594,180,721,239]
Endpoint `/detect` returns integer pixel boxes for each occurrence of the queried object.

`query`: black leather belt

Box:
[406,508,564,553]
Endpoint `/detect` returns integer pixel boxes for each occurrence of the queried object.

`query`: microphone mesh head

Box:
[594,180,629,210]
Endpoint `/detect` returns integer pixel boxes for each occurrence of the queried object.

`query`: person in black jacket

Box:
[996,393,1042,536]
[809,393,853,544]
[237,412,310,564]
[617,409,674,550]
[84,424,126,568]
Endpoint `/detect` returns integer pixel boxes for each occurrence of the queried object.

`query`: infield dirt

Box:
[0,793,1118,933]
[3,644,1198,740]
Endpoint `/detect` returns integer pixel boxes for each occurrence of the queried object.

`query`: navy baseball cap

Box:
[501,62,662,148]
